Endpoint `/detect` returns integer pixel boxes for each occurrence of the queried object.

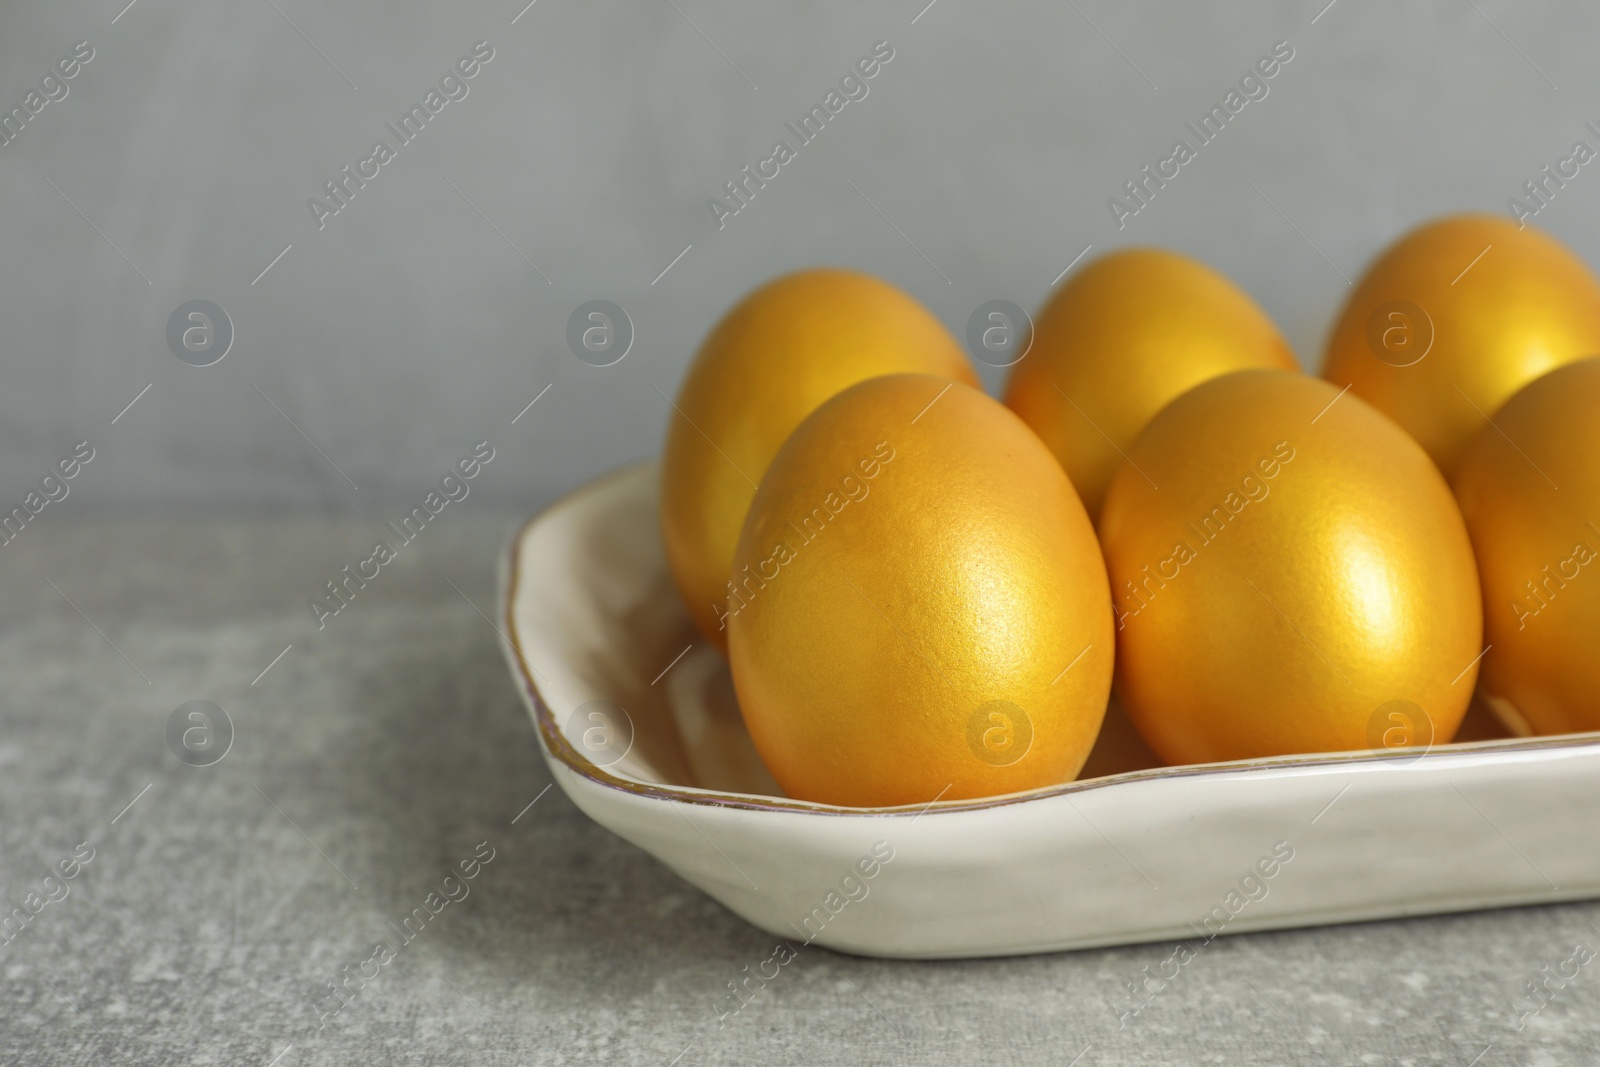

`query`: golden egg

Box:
[1454,358,1600,735]
[662,270,976,651]
[1323,214,1600,479]
[727,374,1113,806]
[1003,248,1297,520]
[1099,369,1482,765]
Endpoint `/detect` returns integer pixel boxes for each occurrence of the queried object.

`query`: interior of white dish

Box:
[508,461,1515,802]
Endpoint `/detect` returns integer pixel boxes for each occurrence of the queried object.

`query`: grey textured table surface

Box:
[4,512,1598,1067]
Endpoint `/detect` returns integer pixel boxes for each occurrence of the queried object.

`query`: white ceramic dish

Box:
[500,461,1600,959]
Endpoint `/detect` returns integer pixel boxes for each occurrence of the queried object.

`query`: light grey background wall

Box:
[1,0,1594,510]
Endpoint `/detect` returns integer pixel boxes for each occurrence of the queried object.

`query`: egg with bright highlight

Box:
[1323,214,1600,479]
[1099,370,1482,766]
[727,374,1113,806]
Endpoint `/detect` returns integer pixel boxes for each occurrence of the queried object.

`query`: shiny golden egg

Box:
[662,270,976,651]
[1322,214,1600,479]
[1099,369,1482,765]
[1454,358,1600,735]
[727,374,1113,806]
[1004,248,1298,520]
